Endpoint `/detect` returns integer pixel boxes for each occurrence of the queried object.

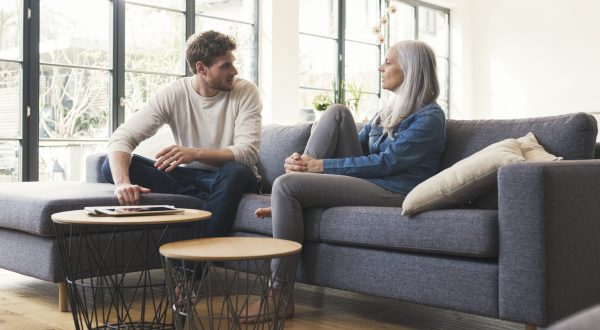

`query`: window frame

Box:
[299,0,450,116]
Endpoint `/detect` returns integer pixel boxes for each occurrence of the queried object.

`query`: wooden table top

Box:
[51,209,211,225]
[160,237,302,261]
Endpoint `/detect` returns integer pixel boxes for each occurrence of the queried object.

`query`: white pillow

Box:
[402,138,525,216]
[517,132,562,161]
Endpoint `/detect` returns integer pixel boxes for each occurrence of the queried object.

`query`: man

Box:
[101,30,261,237]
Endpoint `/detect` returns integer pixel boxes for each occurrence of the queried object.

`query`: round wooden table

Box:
[52,208,211,330]
[160,237,302,330]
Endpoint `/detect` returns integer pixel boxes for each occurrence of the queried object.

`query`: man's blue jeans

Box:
[101,155,259,237]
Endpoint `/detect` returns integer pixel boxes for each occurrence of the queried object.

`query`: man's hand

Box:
[284,153,324,173]
[114,183,151,205]
[154,145,198,172]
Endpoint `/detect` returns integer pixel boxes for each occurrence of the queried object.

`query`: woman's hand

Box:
[284,153,324,173]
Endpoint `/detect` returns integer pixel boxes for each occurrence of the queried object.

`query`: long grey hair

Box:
[378,40,440,133]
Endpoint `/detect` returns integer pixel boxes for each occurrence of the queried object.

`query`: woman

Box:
[248,40,446,319]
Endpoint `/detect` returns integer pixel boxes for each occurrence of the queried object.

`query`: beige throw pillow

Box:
[401,138,525,216]
[517,132,563,161]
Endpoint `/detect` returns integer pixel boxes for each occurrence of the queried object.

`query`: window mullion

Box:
[24,0,40,181]
[337,0,345,104]
[185,0,195,76]
[113,0,125,130]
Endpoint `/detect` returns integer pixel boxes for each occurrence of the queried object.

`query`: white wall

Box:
[258,0,300,124]
[450,0,600,119]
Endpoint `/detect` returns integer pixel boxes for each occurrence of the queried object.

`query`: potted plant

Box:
[344,81,364,121]
[312,93,332,120]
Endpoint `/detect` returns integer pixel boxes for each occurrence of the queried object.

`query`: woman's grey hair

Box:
[378,40,440,133]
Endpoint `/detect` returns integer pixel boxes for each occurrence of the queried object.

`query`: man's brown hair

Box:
[186,30,236,73]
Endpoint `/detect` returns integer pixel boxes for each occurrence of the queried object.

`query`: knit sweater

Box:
[107,77,262,177]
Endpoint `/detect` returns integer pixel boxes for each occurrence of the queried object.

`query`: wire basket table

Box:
[52,209,211,330]
[160,237,302,330]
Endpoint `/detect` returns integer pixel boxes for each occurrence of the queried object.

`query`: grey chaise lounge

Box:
[0,112,599,329]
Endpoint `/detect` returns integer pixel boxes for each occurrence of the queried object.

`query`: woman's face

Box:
[378,49,404,91]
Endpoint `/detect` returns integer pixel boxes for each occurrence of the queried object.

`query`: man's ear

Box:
[196,61,209,75]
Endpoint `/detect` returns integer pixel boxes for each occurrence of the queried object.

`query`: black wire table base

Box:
[162,255,299,330]
[55,222,198,330]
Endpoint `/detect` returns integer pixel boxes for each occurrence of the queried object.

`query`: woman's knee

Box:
[325,104,353,120]
[272,173,304,198]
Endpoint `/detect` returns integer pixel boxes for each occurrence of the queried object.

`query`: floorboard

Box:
[0,268,525,330]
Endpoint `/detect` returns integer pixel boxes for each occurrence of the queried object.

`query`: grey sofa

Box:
[1,112,599,328]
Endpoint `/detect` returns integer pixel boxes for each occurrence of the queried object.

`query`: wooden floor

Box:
[0,268,526,330]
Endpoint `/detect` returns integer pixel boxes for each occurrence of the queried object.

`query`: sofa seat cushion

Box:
[0,182,204,237]
[318,207,499,258]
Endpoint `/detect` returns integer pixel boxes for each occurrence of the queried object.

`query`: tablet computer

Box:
[84,205,185,216]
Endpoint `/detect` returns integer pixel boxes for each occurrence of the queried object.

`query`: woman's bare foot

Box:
[239,289,295,323]
[255,207,272,218]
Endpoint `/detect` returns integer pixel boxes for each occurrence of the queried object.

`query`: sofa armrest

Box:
[497,160,600,326]
[86,153,109,183]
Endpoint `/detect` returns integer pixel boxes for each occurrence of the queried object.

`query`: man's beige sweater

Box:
[107,77,262,177]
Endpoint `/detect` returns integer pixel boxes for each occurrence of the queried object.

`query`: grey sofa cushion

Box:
[0,182,204,236]
[318,207,499,258]
[258,123,312,193]
[441,112,598,171]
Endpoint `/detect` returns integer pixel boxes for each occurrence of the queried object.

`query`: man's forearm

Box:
[197,148,235,167]
[108,151,132,185]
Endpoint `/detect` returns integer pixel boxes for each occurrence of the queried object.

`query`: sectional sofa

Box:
[0,112,599,328]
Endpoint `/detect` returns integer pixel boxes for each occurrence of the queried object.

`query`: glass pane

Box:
[299,35,337,89]
[39,141,107,182]
[345,0,379,44]
[299,88,335,110]
[344,41,379,94]
[195,17,256,82]
[388,1,415,44]
[39,65,110,139]
[126,0,185,11]
[418,7,449,58]
[126,4,185,75]
[0,0,22,61]
[345,92,378,122]
[40,0,110,68]
[0,141,19,182]
[0,61,21,138]
[124,72,179,121]
[196,0,255,24]
[299,0,337,38]
[437,57,449,113]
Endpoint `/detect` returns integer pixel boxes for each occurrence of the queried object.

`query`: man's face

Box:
[200,51,238,91]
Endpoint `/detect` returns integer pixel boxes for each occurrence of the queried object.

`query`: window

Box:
[298,0,338,117]
[2,0,258,182]
[38,0,112,181]
[299,0,450,121]
[0,0,22,182]
[387,0,450,113]
[124,1,186,120]
[195,0,257,83]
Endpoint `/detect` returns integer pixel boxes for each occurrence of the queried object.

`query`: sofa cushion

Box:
[318,206,499,258]
[258,123,312,193]
[0,182,204,237]
[441,112,597,171]
[402,138,525,215]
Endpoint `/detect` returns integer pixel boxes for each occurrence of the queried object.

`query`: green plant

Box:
[312,93,332,111]
[344,81,364,118]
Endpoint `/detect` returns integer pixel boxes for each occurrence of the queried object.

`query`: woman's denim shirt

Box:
[322,103,446,195]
